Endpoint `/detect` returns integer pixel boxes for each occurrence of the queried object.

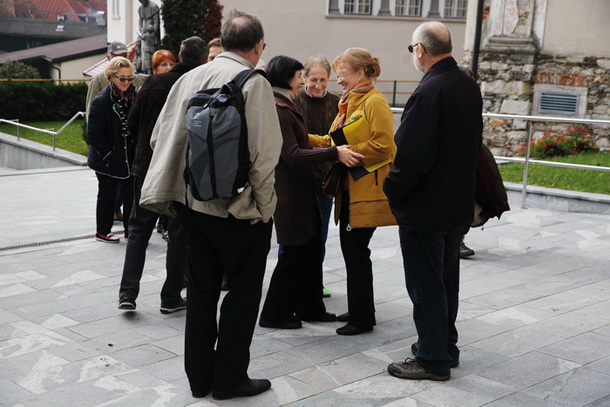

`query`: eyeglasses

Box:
[337,71,352,80]
[263,42,267,50]
[408,43,424,53]
[114,76,135,83]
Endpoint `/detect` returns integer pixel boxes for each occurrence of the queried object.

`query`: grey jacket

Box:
[140,52,282,223]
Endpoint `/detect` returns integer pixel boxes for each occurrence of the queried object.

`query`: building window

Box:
[344,0,372,15]
[444,0,468,18]
[111,0,120,17]
[395,0,421,16]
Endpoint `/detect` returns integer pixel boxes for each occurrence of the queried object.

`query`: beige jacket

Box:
[140,52,282,223]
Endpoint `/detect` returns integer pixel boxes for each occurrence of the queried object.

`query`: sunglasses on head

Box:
[115,76,135,83]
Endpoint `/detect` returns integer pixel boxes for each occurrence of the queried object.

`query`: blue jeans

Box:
[398,224,469,376]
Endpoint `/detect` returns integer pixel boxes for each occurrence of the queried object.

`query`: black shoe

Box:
[388,358,450,381]
[160,297,187,314]
[191,389,210,398]
[411,341,459,368]
[118,296,136,310]
[460,242,475,258]
[299,312,337,322]
[337,312,350,322]
[259,318,302,329]
[213,378,271,400]
[336,323,372,336]
[221,274,230,291]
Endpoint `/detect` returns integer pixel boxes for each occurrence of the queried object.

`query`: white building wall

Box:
[218,0,467,83]
[55,54,107,81]
[542,0,610,57]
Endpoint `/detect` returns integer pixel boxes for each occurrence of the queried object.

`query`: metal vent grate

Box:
[539,91,579,115]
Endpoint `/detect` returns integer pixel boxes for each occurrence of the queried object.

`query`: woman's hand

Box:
[337,145,365,167]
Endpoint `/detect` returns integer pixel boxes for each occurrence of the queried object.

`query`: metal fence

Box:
[391,108,610,208]
[0,111,85,151]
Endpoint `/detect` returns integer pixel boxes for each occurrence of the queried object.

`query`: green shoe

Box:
[322,287,331,298]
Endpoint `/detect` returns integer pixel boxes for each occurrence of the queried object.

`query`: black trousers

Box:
[118,176,187,305]
[95,172,133,236]
[339,191,376,329]
[176,206,273,394]
[399,224,469,376]
[261,233,326,323]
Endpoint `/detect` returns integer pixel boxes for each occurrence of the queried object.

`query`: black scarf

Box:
[110,82,135,138]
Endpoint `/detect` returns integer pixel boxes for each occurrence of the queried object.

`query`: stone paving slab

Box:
[0,168,609,406]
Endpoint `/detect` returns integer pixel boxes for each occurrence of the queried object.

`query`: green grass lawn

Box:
[0,119,88,156]
[2,119,609,195]
[499,151,610,195]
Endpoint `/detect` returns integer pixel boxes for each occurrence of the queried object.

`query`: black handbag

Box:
[322,163,346,198]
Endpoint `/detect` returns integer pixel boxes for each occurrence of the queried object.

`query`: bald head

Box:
[412,21,452,57]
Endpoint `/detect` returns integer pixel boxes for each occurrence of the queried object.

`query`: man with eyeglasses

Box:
[384,21,483,381]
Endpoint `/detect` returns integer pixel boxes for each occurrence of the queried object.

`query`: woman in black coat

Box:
[87,56,136,243]
[259,56,363,329]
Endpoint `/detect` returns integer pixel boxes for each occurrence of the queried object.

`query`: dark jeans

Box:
[398,224,469,377]
[339,191,376,329]
[176,205,273,395]
[95,172,133,236]
[118,176,187,305]
[261,233,326,323]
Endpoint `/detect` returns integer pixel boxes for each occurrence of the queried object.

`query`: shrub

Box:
[0,60,40,79]
[516,127,599,158]
[0,81,87,121]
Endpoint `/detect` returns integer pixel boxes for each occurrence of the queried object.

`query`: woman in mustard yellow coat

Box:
[309,48,396,335]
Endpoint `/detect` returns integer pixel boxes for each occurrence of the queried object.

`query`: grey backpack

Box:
[184,69,265,201]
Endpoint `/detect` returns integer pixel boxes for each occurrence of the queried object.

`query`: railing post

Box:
[392,80,397,107]
[521,121,534,209]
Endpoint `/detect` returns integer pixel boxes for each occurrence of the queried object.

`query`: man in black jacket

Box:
[117,36,209,313]
[383,21,482,381]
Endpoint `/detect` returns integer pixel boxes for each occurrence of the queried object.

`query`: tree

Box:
[203,0,223,43]
[161,0,223,56]
[0,60,40,80]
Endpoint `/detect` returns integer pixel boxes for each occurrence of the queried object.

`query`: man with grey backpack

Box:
[140,10,282,401]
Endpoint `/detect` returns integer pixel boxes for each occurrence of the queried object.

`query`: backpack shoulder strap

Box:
[232,68,268,89]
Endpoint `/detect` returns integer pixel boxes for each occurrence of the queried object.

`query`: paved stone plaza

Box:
[1,167,610,406]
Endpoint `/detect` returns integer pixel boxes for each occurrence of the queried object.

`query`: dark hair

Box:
[179,36,209,65]
[221,9,264,53]
[266,56,304,90]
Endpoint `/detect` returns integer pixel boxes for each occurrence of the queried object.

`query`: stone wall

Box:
[474,52,610,156]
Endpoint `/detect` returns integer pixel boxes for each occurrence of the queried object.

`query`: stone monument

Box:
[136,0,161,74]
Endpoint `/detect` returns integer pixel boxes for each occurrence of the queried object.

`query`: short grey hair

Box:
[413,21,452,57]
[303,55,332,78]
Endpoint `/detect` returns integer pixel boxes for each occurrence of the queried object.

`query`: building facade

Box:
[463,0,610,154]
[187,0,469,106]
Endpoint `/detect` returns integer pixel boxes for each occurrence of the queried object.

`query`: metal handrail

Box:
[0,111,85,151]
[390,108,610,208]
